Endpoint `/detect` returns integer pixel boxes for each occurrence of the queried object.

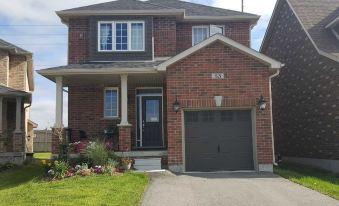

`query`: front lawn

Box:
[33,152,52,159]
[274,162,339,200]
[0,164,149,206]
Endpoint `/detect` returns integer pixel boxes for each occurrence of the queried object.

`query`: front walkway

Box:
[142,172,338,206]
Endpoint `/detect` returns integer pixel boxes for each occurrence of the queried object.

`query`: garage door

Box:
[185,110,254,171]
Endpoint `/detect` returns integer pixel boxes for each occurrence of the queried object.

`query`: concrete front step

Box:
[134,158,162,171]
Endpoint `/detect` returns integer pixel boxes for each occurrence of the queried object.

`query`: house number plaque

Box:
[211,73,225,79]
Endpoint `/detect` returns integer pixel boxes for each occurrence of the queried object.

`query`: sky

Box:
[0,0,277,129]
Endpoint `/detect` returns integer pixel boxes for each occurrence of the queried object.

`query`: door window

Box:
[146,100,160,122]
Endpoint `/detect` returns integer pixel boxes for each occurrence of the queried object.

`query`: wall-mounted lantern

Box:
[214,96,223,107]
[257,95,267,111]
[173,96,180,113]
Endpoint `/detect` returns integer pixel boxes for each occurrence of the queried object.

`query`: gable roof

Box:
[261,0,339,62]
[0,38,34,91]
[0,38,31,55]
[57,0,259,23]
[158,34,283,73]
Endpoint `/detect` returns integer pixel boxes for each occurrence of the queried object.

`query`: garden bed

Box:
[0,164,149,206]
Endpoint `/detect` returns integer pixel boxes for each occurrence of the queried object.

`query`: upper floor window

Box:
[98,21,145,52]
[192,25,225,46]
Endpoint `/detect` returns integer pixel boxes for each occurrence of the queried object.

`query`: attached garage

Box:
[185,110,255,172]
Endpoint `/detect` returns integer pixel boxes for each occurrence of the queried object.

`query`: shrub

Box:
[0,163,16,172]
[104,158,120,175]
[49,161,69,179]
[87,142,108,166]
[75,163,92,176]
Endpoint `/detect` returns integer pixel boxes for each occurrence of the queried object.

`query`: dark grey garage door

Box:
[185,110,254,171]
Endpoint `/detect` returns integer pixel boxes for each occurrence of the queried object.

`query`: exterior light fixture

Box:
[257,95,267,111]
[173,96,180,113]
[214,96,223,107]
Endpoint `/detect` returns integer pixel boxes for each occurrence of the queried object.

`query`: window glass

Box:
[116,23,128,51]
[104,89,118,117]
[192,27,209,45]
[99,23,113,51]
[210,25,224,36]
[131,23,144,50]
[146,100,159,122]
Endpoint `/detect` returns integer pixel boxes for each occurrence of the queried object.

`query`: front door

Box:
[139,96,163,148]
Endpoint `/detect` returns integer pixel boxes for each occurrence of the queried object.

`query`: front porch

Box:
[45,69,168,161]
[0,86,31,164]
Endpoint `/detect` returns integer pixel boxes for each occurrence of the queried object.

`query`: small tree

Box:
[52,126,67,160]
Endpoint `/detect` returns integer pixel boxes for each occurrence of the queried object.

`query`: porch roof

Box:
[0,85,31,102]
[37,60,166,82]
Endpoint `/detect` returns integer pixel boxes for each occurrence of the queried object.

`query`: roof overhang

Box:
[181,15,260,24]
[56,9,185,23]
[157,34,283,74]
[37,67,160,82]
[56,9,259,25]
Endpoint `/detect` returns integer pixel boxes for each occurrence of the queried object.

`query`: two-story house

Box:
[0,38,36,164]
[261,0,339,172]
[38,0,283,172]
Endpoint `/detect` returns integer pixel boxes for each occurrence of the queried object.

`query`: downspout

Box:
[269,66,282,166]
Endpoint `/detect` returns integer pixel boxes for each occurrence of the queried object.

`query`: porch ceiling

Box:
[60,72,165,87]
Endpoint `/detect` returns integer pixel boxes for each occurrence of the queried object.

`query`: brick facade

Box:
[118,126,132,151]
[166,41,273,167]
[176,22,251,54]
[0,51,9,86]
[68,18,89,64]
[8,55,27,91]
[262,0,339,159]
[153,17,177,57]
[67,17,251,62]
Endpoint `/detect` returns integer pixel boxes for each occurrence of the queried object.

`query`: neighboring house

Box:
[0,38,37,164]
[38,0,283,172]
[261,0,339,172]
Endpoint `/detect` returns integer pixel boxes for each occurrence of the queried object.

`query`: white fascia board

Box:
[183,15,260,23]
[157,34,283,71]
[325,17,339,29]
[37,67,158,76]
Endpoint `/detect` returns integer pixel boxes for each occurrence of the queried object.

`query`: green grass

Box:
[274,162,339,200]
[0,164,149,206]
[33,153,52,159]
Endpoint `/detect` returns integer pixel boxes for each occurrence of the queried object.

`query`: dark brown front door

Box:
[140,96,163,147]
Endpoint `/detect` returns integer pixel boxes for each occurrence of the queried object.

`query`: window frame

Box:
[192,25,225,46]
[98,21,145,52]
[103,87,119,119]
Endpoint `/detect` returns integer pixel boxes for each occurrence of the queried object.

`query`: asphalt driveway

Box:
[142,171,339,206]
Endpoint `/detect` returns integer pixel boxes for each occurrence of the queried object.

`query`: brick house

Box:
[38,0,283,172]
[0,39,37,164]
[261,0,339,172]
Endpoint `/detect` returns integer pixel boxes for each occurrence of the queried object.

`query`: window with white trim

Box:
[192,25,225,46]
[98,21,145,52]
[104,88,118,118]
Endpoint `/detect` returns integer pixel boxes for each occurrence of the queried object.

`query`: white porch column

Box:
[15,97,22,133]
[119,74,130,126]
[0,96,3,133]
[55,76,63,128]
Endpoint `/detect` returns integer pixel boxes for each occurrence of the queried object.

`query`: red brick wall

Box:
[153,17,177,57]
[67,17,251,61]
[176,22,251,54]
[166,41,273,167]
[68,18,89,64]
[8,55,27,91]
